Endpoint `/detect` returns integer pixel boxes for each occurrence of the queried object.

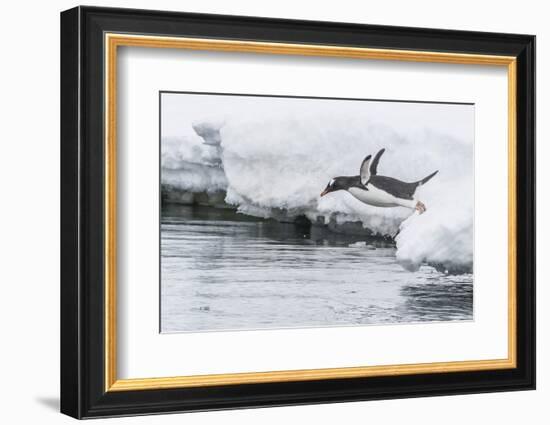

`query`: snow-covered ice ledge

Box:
[161,117,473,274]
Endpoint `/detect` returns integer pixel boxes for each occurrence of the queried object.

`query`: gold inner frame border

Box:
[104,33,517,392]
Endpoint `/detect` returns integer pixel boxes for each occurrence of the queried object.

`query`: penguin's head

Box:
[320,177,345,197]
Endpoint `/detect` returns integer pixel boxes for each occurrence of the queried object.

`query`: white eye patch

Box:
[329,179,335,186]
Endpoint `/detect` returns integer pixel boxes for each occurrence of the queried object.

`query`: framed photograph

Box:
[60,6,535,419]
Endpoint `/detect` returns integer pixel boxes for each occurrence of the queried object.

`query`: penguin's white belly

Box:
[348,185,416,209]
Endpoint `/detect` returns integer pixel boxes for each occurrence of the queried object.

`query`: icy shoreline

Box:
[161,197,472,274]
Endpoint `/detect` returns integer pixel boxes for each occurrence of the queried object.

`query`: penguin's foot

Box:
[415,201,427,214]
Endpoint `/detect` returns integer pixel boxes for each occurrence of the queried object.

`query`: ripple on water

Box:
[161,206,473,333]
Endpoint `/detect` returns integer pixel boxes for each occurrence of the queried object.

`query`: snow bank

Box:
[395,180,473,273]
[161,121,226,193]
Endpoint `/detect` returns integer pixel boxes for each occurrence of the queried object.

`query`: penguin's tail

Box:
[417,170,438,186]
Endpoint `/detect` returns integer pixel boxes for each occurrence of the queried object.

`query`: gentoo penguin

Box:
[320,148,438,214]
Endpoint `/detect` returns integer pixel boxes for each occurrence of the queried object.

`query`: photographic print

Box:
[160,92,474,333]
[61,9,535,417]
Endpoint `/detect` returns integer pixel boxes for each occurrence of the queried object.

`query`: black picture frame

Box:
[61,5,535,419]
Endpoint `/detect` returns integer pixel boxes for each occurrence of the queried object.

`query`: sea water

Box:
[161,205,473,333]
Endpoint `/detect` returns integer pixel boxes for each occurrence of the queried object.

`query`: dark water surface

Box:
[161,205,473,333]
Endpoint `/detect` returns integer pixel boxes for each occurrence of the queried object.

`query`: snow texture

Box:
[161,94,473,272]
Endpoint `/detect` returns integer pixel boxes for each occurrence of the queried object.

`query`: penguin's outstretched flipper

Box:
[369,148,385,176]
[359,154,372,185]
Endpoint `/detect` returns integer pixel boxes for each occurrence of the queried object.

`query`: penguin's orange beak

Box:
[320,188,330,197]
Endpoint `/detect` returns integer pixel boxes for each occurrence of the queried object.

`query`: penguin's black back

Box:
[336,174,424,200]
[368,175,419,200]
